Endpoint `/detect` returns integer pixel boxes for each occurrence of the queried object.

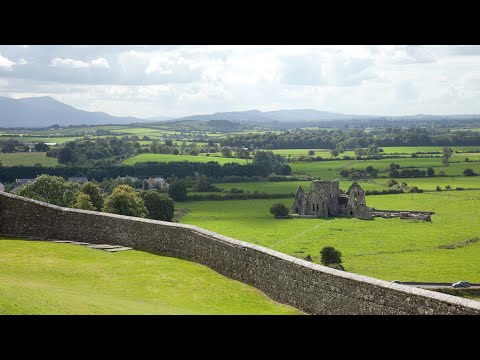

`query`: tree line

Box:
[220,128,480,150]
[0,157,291,183]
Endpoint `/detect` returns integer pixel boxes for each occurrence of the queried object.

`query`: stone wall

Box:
[1,191,479,315]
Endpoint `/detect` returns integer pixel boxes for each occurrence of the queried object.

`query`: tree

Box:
[74,193,95,211]
[17,174,80,207]
[221,146,232,157]
[2,142,16,153]
[320,246,342,266]
[387,179,398,187]
[464,168,476,176]
[330,149,339,158]
[140,191,175,221]
[275,163,292,175]
[34,143,50,152]
[308,150,315,156]
[102,185,148,218]
[193,175,212,192]
[80,182,103,211]
[354,147,367,157]
[57,146,76,164]
[442,147,453,166]
[367,144,379,156]
[426,167,435,177]
[269,202,289,217]
[168,181,187,201]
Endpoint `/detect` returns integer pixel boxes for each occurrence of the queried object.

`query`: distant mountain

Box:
[143,115,176,122]
[0,96,144,128]
[168,109,378,123]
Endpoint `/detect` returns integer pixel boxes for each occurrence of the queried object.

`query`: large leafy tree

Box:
[168,181,187,201]
[74,193,95,211]
[80,182,103,211]
[140,191,175,221]
[102,185,148,218]
[57,146,76,164]
[17,174,80,207]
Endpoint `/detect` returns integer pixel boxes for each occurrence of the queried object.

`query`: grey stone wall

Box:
[1,191,479,315]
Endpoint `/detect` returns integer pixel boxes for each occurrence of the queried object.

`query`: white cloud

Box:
[0,53,16,70]
[91,57,110,69]
[2,45,480,117]
[50,57,110,69]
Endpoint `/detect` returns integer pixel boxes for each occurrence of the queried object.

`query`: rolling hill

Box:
[0,96,144,128]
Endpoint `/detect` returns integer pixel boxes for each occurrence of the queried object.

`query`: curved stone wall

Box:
[1,191,479,315]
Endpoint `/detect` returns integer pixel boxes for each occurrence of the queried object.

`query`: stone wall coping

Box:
[2,190,480,312]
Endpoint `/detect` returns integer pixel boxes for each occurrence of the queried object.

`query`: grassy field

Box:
[123,153,248,165]
[290,157,480,178]
[0,152,58,166]
[0,239,300,315]
[180,190,480,283]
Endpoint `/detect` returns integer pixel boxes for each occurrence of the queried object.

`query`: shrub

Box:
[436,186,442,191]
[304,255,313,262]
[230,188,244,194]
[269,202,289,217]
[320,246,342,266]
[463,168,476,176]
[445,185,451,190]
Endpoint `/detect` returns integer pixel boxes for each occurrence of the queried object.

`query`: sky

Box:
[1,45,480,118]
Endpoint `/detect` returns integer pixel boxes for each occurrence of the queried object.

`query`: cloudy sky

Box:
[1,45,480,118]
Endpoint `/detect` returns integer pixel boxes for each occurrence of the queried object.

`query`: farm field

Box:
[123,153,248,165]
[205,176,480,197]
[0,239,299,315]
[290,157,480,178]
[180,190,480,283]
[0,152,58,166]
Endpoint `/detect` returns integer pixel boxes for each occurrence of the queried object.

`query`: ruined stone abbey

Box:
[292,180,373,220]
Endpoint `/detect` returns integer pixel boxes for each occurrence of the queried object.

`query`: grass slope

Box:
[0,239,299,315]
[181,190,480,283]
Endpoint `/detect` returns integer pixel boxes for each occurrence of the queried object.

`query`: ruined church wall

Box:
[1,191,479,315]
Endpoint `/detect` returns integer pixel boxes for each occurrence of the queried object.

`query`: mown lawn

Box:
[0,239,300,315]
[181,190,480,283]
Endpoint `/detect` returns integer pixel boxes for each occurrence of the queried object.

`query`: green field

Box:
[180,190,480,283]
[290,157,480,178]
[0,152,58,166]
[123,153,248,165]
[0,239,299,315]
